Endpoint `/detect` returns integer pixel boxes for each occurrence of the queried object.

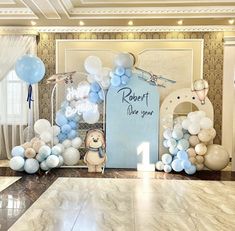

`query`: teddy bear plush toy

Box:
[84,129,107,173]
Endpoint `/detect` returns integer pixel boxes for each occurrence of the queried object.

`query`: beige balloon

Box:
[21,142,32,149]
[196,163,204,171]
[198,129,212,143]
[32,140,45,153]
[189,136,200,147]
[189,157,197,164]
[195,143,207,155]
[187,148,196,157]
[25,148,36,158]
[204,144,230,171]
[195,155,204,164]
[207,128,216,140]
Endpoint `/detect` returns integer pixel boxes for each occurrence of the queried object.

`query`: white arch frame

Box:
[159,88,214,157]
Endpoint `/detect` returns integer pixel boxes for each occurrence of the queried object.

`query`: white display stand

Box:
[159,88,214,158]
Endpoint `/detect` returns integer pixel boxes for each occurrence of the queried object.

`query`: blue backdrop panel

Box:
[106,75,160,168]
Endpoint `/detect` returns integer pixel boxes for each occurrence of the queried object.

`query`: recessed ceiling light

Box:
[229,19,234,25]
[31,21,36,26]
[79,21,85,26]
[177,20,183,25]
[128,20,133,26]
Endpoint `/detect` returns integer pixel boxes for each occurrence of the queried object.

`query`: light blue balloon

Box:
[177,150,188,160]
[163,140,169,148]
[172,129,183,140]
[67,129,77,140]
[183,133,190,140]
[162,153,173,165]
[15,55,45,84]
[71,115,80,123]
[68,121,77,130]
[9,156,25,171]
[177,139,189,151]
[58,132,67,142]
[164,164,172,173]
[111,75,121,87]
[185,165,197,175]
[39,145,51,157]
[61,124,72,134]
[169,146,179,155]
[51,146,62,156]
[171,159,184,172]
[181,159,192,169]
[36,153,45,163]
[40,161,50,171]
[121,75,129,85]
[98,90,104,100]
[11,146,25,157]
[55,112,68,126]
[167,138,177,148]
[125,68,132,77]
[115,66,125,76]
[163,129,172,139]
[90,82,101,93]
[24,158,39,174]
[88,91,99,103]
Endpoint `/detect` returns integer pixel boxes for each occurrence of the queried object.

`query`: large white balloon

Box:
[34,119,51,135]
[83,109,100,124]
[182,119,191,130]
[84,56,102,75]
[62,147,80,166]
[72,137,83,149]
[9,156,25,171]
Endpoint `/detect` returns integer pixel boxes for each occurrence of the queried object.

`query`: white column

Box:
[223,37,235,171]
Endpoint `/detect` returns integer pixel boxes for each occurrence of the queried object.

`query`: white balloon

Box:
[55,144,64,153]
[72,137,83,149]
[188,123,201,135]
[182,119,191,130]
[62,147,80,166]
[189,114,201,123]
[84,56,102,75]
[196,111,206,119]
[100,78,111,90]
[114,53,134,68]
[51,125,60,136]
[62,139,72,149]
[200,117,213,129]
[83,109,100,124]
[156,161,164,171]
[40,131,52,143]
[34,119,51,135]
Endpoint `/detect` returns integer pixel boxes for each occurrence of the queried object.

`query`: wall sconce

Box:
[192,79,209,105]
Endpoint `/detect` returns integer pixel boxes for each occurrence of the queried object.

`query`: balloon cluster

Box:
[157,111,219,175]
[110,53,133,87]
[88,82,104,104]
[9,137,64,174]
[84,56,111,90]
[55,109,79,143]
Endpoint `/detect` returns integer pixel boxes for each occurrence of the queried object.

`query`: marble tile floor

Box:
[7,178,235,231]
[0,177,20,192]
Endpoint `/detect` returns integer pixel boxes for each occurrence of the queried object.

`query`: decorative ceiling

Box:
[0,0,235,26]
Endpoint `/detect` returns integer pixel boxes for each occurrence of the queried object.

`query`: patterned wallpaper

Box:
[37,32,223,144]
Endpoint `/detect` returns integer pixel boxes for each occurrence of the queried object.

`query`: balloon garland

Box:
[157,110,229,174]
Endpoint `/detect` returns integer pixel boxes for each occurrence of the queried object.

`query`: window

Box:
[0,70,27,125]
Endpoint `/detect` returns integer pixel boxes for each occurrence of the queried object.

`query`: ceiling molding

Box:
[36,25,235,33]
[1,25,235,34]
[0,7,38,19]
[64,6,235,19]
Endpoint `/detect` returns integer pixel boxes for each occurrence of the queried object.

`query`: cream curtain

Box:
[0,35,39,159]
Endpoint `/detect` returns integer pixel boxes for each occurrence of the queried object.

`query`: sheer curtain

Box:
[0,35,39,159]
